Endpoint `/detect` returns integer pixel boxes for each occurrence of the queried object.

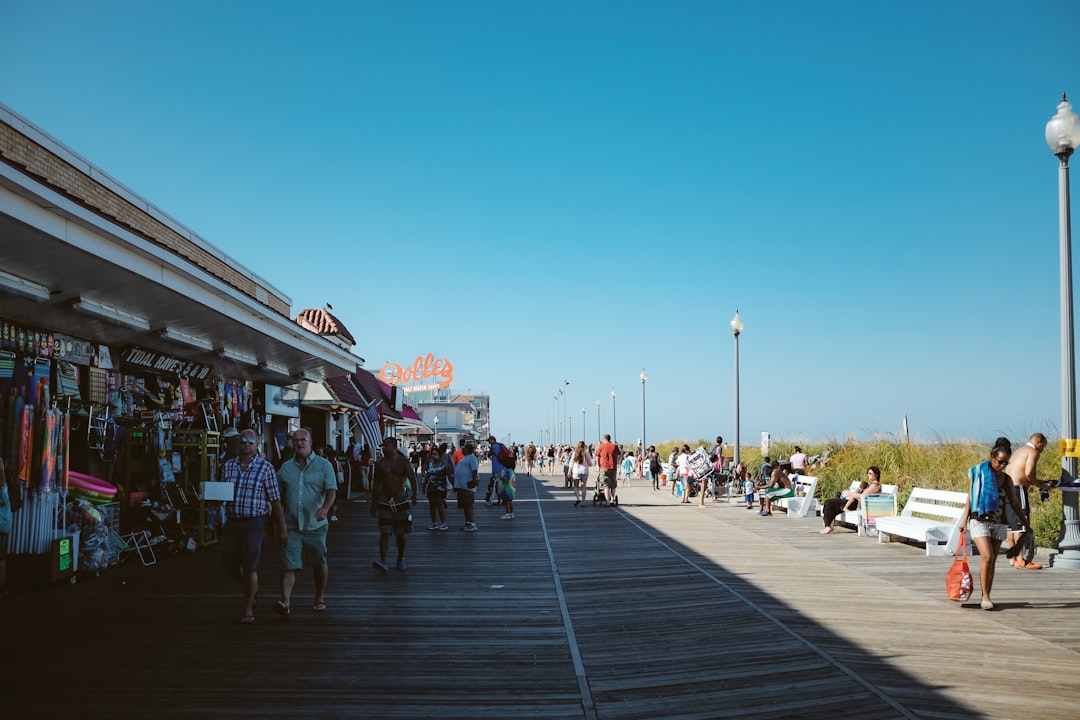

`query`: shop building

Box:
[0,103,363,583]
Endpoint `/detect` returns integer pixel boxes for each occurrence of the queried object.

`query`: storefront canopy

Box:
[0,104,361,383]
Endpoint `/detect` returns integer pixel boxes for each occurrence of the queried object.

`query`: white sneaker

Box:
[438,523,448,531]
[427,523,439,530]
[462,523,478,532]
[499,513,514,520]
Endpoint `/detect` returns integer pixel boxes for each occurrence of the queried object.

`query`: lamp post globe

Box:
[1047,95,1080,569]
[730,311,744,469]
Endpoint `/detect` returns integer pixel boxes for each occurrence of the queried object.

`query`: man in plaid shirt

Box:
[221,428,286,623]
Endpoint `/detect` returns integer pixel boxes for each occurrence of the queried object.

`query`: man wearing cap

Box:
[218,426,242,479]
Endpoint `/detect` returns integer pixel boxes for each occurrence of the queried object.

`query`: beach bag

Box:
[946,531,973,602]
[571,462,589,480]
[496,443,516,469]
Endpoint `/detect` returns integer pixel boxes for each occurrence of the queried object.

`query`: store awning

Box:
[323,375,367,411]
[0,104,362,383]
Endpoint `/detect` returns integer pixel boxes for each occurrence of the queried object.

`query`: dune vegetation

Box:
[654,436,1066,549]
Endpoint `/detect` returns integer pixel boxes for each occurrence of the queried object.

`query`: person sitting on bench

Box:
[820,466,882,534]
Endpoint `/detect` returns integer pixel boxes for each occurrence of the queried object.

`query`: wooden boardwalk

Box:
[2,466,1079,719]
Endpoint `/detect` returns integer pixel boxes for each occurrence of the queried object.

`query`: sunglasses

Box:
[240,438,257,445]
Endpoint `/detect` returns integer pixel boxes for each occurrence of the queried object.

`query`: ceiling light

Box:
[0,269,51,302]
[159,328,214,352]
[219,347,258,366]
[72,297,150,331]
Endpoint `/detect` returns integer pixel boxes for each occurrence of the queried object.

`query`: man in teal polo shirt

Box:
[273,427,336,615]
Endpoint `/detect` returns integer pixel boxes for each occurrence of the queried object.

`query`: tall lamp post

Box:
[611,389,617,443]
[1047,94,1080,569]
[581,407,586,443]
[640,370,648,455]
[433,415,439,444]
[553,392,560,445]
[731,310,744,469]
[595,399,601,444]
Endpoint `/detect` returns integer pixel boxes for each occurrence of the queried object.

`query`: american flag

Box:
[354,400,383,452]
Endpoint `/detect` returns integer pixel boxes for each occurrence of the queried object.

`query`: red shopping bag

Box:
[946,530,973,602]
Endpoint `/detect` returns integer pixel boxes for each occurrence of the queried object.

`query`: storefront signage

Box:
[265,384,300,417]
[121,346,212,380]
[1,321,94,365]
[380,353,454,394]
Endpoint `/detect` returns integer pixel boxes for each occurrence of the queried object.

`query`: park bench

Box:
[875,487,969,556]
[772,474,819,518]
[834,481,899,536]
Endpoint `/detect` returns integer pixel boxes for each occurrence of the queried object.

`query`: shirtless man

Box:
[1004,432,1048,570]
[370,436,417,573]
[760,463,793,516]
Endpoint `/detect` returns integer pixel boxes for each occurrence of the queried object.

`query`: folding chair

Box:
[119,530,157,566]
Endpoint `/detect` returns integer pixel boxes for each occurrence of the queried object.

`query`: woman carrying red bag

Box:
[959,438,1025,610]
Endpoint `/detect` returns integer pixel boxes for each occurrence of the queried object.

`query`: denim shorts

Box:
[968,517,1007,541]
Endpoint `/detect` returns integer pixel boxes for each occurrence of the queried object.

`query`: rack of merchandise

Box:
[172,429,220,546]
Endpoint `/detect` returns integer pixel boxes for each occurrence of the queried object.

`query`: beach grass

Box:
[657,436,1066,549]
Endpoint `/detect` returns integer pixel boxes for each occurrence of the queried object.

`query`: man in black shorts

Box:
[371,436,417,572]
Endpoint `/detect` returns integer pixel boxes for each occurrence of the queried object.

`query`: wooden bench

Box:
[834,481,899,536]
[875,487,969,556]
[772,474,819,518]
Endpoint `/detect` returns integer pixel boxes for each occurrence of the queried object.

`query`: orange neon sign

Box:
[380,353,454,392]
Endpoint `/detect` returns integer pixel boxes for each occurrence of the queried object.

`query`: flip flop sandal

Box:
[272,600,290,616]
[313,601,327,612]
[240,615,255,624]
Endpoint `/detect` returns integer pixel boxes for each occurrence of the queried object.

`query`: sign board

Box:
[265,384,300,417]
[380,353,454,394]
[121,346,212,380]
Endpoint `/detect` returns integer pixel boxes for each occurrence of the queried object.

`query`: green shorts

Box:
[280,526,328,570]
[376,497,413,537]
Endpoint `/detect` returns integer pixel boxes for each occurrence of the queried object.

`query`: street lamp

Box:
[581,407,586,443]
[558,388,566,444]
[611,389,617,443]
[595,399,601,444]
[640,370,647,456]
[731,310,744,469]
[1047,94,1080,569]
[553,393,559,444]
[433,415,439,444]
[568,413,572,445]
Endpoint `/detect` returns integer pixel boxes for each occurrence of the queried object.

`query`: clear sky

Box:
[3,1,1079,447]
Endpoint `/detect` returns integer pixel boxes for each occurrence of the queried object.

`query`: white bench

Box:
[835,481,899,536]
[875,487,969,556]
[772,474,819,518]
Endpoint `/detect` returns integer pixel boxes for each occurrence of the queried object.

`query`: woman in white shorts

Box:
[960,438,1025,610]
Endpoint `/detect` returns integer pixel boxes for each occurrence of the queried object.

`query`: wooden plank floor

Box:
[1,466,1078,719]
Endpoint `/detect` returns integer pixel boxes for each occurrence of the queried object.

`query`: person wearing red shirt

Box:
[594,434,622,506]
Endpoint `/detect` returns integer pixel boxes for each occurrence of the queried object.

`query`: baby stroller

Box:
[592,473,617,506]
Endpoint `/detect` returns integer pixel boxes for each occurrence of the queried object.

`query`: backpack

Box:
[496,443,516,469]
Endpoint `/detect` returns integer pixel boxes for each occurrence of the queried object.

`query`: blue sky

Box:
[3,1,1079,447]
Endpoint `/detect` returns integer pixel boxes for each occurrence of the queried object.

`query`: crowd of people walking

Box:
[208,425,1054,623]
